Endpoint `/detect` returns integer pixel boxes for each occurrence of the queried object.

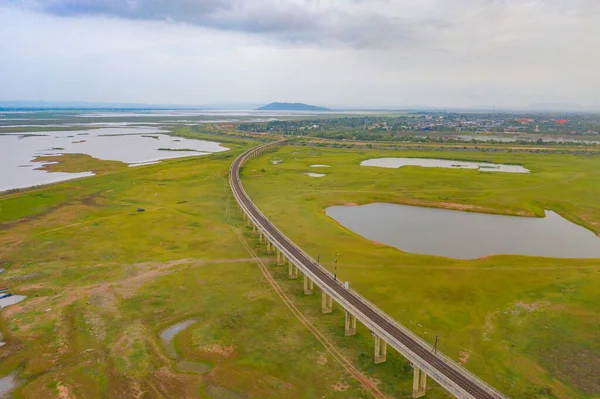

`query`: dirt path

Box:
[232,227,389,399]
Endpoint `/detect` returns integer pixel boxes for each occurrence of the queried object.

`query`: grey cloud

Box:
[5,0,600,48]
[9,0,423,47]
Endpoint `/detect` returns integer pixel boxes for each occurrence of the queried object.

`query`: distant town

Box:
[237,112,600,144]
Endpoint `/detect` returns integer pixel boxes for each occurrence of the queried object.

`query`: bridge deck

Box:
[229,141,508,399]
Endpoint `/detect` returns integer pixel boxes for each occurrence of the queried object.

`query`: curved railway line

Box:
[229,140,509,399]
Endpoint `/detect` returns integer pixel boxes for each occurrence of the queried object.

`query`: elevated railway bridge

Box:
[229,140,509,399]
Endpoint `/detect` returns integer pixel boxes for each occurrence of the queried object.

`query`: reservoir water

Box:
[326,203,600,259]
[0,127,229,192]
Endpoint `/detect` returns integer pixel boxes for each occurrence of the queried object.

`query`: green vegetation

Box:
[0,135,453,398]
[242,145,600,399]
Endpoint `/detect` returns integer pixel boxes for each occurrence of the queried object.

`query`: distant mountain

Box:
[256,102,330,111]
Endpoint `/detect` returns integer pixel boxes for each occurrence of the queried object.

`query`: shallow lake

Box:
[326,203,600,259]
[360,157,529,173]
[0,127,229,192]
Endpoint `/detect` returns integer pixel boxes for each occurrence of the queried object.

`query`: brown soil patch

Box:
[317,351,328,366]
[515,301,547,312]
[459,351,471,365]
[57,383,74,399]
[199,344,236,358]
[332,379,350,391]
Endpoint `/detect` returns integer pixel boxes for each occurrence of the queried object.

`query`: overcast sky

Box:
[1,0,599,108]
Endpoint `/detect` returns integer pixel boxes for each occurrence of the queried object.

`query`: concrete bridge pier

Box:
[276,249,282,265]
[374,335,387,364]
[412,367,427,398]
[252,222,256,233]
[267,240,272,254]
[259,230,264,244]
[288,262,298,279]
[321,292,333,314]
[303,275,314,295]
[345,311,357,336]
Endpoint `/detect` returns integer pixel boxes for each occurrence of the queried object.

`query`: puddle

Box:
[0,295,27,309]
[310,164,330,168]
[306,173,326,178]
[361,157,529,173]
[270,159,282,164]
[159,319,198,359]
[0,373,18,398]
[206,385,248,399]
[159,319,213,375]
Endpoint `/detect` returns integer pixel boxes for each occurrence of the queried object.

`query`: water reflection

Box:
[327,203,600,259]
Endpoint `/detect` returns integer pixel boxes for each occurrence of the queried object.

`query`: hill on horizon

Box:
[256,102,330,111]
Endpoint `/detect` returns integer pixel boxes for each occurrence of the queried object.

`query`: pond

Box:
[326,203,600,259]
[306,173,326,178]
[360,157,529,173]
[0,127,229,192]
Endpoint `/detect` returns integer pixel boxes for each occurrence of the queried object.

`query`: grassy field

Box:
[242,144,600,399]
[0,135,461,398]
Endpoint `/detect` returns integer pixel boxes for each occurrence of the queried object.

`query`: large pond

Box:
[326,203,600,259]
[0,127,229,192]
[361,157,529,173]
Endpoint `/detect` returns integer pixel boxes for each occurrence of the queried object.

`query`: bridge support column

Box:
[276,249,282,265]
[281,253,287,266]
[321,292,333,314]
[267,240,272,254]
[303,275,314,295]
[252,223,256,233]
[374,336,387,364]
[345,311,357,336]
[259,230,264,243]
[412,367,427,398]
[288,263,298,279]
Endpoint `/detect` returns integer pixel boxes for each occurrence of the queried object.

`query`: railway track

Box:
[229,141,508,399]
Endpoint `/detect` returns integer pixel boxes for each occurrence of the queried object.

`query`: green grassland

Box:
[0,137,458,399]
[241,145,600,399]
